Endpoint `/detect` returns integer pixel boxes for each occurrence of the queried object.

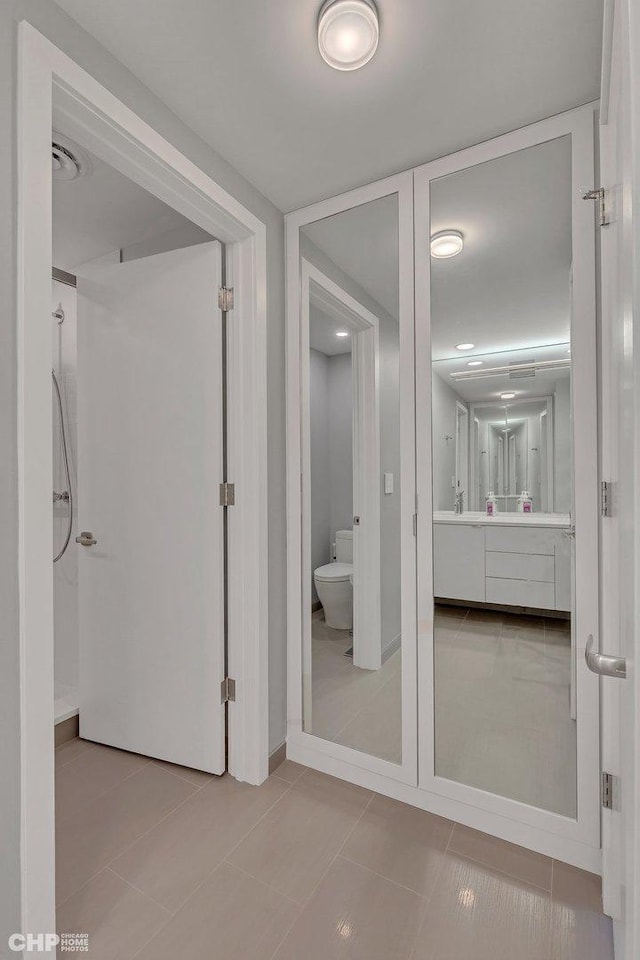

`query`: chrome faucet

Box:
[454,490,464,515]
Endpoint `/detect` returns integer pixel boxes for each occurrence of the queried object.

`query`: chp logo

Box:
[8,932,89,953]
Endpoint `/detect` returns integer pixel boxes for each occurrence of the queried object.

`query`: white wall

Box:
[0,3,286,939]
[328,353,353,537]
[52,280,79,697]
[554,377,572,512]
[432,371,465,511]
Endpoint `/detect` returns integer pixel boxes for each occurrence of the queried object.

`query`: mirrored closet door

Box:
[286,173,417,783]
[415,109,600,850]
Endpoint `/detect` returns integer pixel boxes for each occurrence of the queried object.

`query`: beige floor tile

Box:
[551,861,612,959]
[411,855,552,960]
[150,758,214,786]
[274,856,424,960]
[342,794,453,898]
[449,824,552,890]
[111,773,288,911]
[135,862,299,960]
[55,737,96,769]
[227,769,372,903]
[56,868,169,960]
[271,759,307,783]
[56,743,151,819]
[56,764,198,905]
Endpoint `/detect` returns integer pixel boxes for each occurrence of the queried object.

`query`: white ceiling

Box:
[53,144,202,270]
[54,0,602,212]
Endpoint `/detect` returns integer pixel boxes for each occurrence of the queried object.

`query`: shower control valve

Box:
[76,531,97,547]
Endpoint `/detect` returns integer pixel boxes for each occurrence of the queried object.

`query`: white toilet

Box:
[314,529,353,629]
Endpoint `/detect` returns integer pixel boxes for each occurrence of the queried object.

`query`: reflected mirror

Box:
[300,193,402,764]
[430,137,576,816]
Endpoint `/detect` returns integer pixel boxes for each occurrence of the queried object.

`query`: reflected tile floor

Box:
[55,742,612,960]
[434,605,576,817]
[309,611,402,763]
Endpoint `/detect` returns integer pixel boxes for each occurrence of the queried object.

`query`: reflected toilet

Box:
[314,529,353,629]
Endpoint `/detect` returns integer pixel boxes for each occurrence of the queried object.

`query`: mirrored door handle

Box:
[585,635,627,679]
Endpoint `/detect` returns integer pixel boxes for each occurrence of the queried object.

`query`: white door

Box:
[76,242,225,774]
[599,0,638,952]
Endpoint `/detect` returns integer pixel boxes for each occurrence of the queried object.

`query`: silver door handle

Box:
[585,635,627,679]
[75,531,97,547]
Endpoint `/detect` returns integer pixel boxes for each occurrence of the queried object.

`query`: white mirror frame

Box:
[415,104,601,865]
[286,172,418,785]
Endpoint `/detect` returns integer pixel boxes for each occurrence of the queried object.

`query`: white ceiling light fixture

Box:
[467,360,483,367]
[455,342,475,351]
[501,392,516,400]
[318,0,380,71]
[336,330,350,337]
[430,230,464,259]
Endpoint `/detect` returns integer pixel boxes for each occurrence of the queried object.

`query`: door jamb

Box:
[17,21,269,937]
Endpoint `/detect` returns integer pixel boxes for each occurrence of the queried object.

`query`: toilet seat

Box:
[314,562,352,583]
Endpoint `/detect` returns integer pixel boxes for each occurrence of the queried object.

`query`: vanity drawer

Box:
[485,526,557,556]
[486,577,555,609]
[485,551,555,583]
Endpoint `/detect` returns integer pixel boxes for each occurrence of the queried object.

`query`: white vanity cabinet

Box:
[433,514,572,612]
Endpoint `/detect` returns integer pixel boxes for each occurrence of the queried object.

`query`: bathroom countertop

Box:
[433,510,572,528]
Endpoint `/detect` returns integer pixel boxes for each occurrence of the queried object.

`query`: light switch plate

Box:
[384,472,394,494]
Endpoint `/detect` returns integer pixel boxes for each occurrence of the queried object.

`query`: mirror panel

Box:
[300,193,402,764]
[430,137,577,816]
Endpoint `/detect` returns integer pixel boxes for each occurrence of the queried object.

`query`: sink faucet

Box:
[454,491,464,515]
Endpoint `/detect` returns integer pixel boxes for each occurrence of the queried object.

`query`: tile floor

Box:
[55,739,613,959]
[310,604,575,816]
[309,610,402,763]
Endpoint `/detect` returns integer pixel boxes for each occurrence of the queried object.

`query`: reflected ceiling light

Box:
[336,330,349,337]
[455,342,475,351]
[467,360,483,367]
[431,230,464,259]
[318,0,379,71]
[501,392,516,400]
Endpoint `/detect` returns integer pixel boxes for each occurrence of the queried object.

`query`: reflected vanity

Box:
[429,137,577,817]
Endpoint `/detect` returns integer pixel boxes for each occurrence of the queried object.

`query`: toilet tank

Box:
[335,529,353,563]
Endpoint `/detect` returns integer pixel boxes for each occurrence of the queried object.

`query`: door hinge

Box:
[221,677,236,703]
[602,771,615,810]
[582,187,609,227]
[219,482,235,507]
[601,480,612,518]
[412,513,418,537]
[218,286,234,311]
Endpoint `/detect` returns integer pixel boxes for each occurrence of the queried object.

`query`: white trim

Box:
[302,260,381,671]
[17,21,268,933]
[414,104,600,859]
[286,172,418,787]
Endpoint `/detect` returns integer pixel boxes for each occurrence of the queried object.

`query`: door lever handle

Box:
[76,531,97,547]
[585,635,627,679]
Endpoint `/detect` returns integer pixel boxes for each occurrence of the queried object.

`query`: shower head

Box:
[52,132,92,182]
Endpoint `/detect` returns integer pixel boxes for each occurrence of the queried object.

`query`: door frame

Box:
[17,21,269,937]
[414,104,601,856]
[301,259,381,675]
[286,171,418,787]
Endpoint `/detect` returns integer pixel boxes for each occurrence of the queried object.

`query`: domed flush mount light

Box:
[455,343,475,351]
[431,230,464,259]
[501,392,516,400]
[318,0,379,71]
[467,360,483,367]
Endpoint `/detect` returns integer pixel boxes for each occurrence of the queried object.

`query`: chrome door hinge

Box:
[219,482,235,507]
[582,187,609,227]
[602,771,615,810]
[221,677,236,703]
[412,514,418,537]
[601,480,612,517]
[218,286,234,311]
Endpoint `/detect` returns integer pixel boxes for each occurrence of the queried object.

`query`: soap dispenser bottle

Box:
[486,492,498,516]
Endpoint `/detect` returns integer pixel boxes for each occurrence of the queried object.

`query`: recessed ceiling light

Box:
[431,230,464,259]
[455,343,475,351]
[501,392,516,400]
[336,330,349,338]
[318,0,379,71]
[467,360,483,367]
